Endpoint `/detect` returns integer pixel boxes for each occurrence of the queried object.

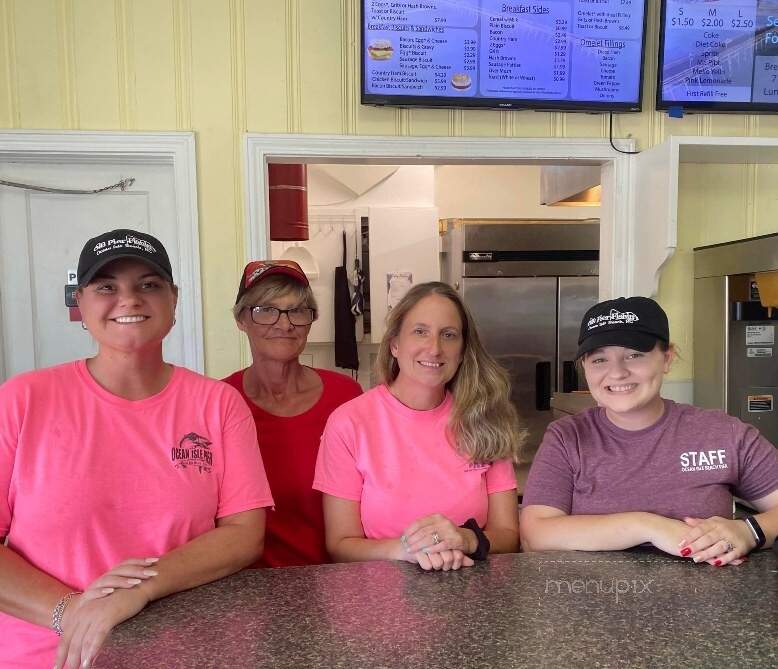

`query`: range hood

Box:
[540,165,601,207]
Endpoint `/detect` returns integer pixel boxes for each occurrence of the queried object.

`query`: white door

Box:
[0,159,192,381]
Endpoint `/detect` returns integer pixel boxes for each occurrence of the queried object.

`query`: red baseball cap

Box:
[235,259,309,304]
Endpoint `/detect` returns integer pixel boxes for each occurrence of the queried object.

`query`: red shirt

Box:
[222,367,362,567]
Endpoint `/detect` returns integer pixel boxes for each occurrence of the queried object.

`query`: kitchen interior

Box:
[268,155,778,492]
[267,161,603,490]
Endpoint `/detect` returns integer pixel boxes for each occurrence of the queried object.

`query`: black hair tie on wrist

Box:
[460,518,490,561]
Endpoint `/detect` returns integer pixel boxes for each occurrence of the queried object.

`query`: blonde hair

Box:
[376,282,525,463]
[233,274,317,321]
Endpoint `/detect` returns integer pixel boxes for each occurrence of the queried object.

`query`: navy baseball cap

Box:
[576,297,669,359]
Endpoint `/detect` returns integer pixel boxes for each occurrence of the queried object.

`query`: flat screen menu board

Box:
[361,1,648,112]
[658,0,778,111]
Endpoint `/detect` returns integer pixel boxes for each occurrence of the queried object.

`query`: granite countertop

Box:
[95,550,778,668]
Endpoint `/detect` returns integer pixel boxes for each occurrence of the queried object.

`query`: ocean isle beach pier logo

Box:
[587,308,639,331]
[93,234,157,256]
[172,432,213,473]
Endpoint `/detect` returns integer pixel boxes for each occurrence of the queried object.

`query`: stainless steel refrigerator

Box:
[441,220,599,463]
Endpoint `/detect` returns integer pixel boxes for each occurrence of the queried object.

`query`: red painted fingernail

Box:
[680,547,692,557]
[714,559,722,566]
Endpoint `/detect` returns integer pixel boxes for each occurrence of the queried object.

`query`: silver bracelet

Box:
[744,518,760,543]
[52,591,80,636]
[743,516,766,549]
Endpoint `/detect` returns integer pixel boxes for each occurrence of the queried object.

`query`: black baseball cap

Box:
[576,296,669,359]
[77,229,173,287]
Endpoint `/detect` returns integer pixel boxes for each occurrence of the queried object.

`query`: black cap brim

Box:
[78,253,174,287]
[576,330,663,360]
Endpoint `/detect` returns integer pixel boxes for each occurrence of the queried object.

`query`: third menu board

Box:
[661,0,778,106]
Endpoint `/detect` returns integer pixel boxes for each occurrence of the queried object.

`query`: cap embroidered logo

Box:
[587,309,639,331]
[245,264,274,287]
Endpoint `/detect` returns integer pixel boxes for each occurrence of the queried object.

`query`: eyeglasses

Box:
[249,305,316,326]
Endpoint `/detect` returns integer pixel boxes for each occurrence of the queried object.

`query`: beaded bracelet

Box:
[52,591,80,636]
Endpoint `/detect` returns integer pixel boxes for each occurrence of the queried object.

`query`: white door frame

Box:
[0,130,203,372]
[244,134,640,300]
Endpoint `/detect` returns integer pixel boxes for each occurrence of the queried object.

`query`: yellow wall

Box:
[1,0,778,377]
[658,163,778,382]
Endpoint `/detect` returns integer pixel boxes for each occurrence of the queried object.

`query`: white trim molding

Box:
[0,130,203,372]
[631,138,678,297]
[631,135,778,297]
[245,133,638,299]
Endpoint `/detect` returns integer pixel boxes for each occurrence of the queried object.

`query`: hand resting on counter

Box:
[54,557,160,669]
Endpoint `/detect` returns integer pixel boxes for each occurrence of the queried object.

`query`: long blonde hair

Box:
[376,282,525,463]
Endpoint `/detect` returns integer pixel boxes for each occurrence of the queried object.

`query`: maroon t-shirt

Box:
[523,400,778,519]
[222,368,362,567]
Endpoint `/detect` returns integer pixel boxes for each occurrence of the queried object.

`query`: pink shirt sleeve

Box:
[216,400,274,519]
[313,411,363,501]
[0,376,22,537]
[485,457,518,495]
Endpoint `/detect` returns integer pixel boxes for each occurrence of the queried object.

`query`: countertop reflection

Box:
[95,549,778,668]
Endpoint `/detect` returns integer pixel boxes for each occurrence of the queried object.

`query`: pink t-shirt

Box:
[0,360,274,668]
[523,399,778,519]
[313,384,517,539]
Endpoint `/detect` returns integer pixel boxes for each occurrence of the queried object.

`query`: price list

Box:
[750,2,778,103]
[662,0,771,102]
[571,0,644,102]
[479,1,571,99]
[364,0,480,96]
[363,0,645,104]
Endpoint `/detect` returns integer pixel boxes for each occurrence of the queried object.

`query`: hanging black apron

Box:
[334,230,359,370]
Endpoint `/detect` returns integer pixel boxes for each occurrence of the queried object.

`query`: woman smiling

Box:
[0,229,273,668]
[314,282,523,571]
[521,297,778,565]
[223,260,362,567]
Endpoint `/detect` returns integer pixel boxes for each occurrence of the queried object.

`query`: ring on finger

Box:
[431,532,440,545]
[724,541,735,553]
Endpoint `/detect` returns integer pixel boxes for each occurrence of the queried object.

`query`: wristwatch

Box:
[744,516,766,550]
